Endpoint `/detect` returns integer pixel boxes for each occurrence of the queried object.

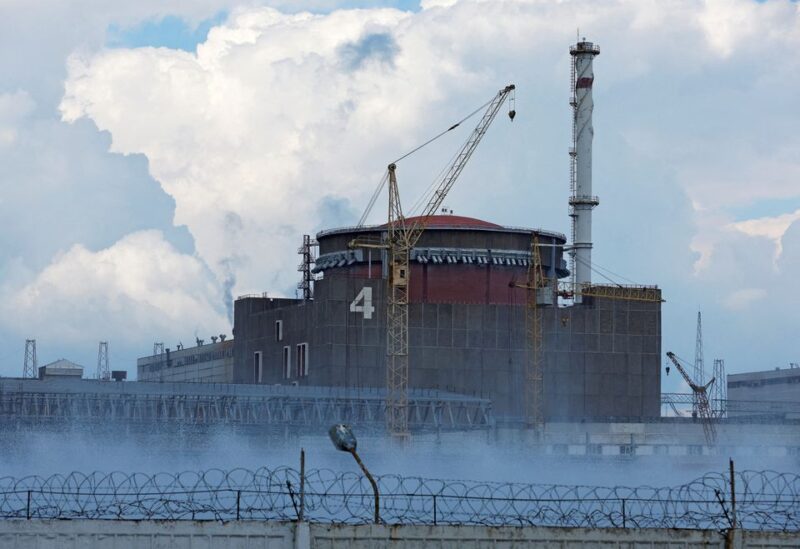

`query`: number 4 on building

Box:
[350,287,375,319]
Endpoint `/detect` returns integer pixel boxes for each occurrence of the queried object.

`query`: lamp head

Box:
[329,424,357,452]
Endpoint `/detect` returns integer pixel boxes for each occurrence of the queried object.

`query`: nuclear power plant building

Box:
[232,215,662,422]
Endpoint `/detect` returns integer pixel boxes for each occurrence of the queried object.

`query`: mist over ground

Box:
[2,425,796,489]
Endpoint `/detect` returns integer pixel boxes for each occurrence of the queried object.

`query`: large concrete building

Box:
[233,215,662,422]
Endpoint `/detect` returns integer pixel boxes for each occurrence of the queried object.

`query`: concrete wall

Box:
[233,272,661,421]
[1,520,797,548]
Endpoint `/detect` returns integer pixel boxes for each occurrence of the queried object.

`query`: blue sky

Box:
[1,0,799,395]
[105,1,423,51]
[107,12,230,52]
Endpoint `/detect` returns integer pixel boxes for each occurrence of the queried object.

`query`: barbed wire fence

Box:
[0,464,797,531]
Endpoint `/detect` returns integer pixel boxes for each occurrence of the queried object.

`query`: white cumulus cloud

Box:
[1,231,228,345]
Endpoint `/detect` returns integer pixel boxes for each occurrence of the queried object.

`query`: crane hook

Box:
[508,87,516,121]
[508,110,516,121]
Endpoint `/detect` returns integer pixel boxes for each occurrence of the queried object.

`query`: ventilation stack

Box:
[569,39,600,300]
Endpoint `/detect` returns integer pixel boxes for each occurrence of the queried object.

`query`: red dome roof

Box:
[382,215,502,230]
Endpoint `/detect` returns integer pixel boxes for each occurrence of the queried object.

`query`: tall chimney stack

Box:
[569,38,600,300]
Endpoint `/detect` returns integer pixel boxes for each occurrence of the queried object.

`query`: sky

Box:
[0,0,798,394]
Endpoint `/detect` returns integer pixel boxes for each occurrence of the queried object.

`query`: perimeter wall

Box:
[1,520,796,549]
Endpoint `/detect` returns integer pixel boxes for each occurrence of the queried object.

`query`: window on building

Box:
[275,320,283,342]
[296,343,309,378]
[254,351,263,383]
[283,346,291,379]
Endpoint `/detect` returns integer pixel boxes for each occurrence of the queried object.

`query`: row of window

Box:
[141,348,234,373]
[553,444,705,456]
[728,375,800,389]
[253,343,309,383]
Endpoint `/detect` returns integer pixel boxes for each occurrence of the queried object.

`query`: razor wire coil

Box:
[0,467,797,531]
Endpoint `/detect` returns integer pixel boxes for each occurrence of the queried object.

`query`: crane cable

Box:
[573,254,642,286]
[356,95,496,227]
[357,171,389,227]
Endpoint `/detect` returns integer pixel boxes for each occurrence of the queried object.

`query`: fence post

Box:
[236,490,241,521]
[729,459,737,529]
[299,448,305,522]
[26,490,31,520]
[621,498,626,528]
[433,495,437,525]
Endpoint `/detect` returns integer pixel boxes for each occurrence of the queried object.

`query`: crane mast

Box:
[666,351,717,445]
[525,234,546,430]
[384,84,516,437]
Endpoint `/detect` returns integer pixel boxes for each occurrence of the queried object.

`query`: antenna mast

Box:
[694,311,705,414]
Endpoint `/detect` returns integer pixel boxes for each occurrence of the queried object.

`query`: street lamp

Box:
[328,424,380,523]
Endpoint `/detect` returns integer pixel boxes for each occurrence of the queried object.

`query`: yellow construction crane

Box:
[666,351,717,445]
[354,84,516,438]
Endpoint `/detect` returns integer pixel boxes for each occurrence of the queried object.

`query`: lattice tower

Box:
[712,358,727,418]
[23,339,37,378]
[694,311,705,415]
[97,341,110,381]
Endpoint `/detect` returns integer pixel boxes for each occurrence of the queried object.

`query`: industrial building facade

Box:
[726,366,800,419]
[137,340,234,383]
[233,216,661,421]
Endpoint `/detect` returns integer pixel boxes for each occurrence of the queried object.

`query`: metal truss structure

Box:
[0,382,492,430]
[22,340,37,379]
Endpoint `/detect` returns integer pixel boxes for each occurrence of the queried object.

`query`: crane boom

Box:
[404,84,515,248]
[666,351,717,445]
